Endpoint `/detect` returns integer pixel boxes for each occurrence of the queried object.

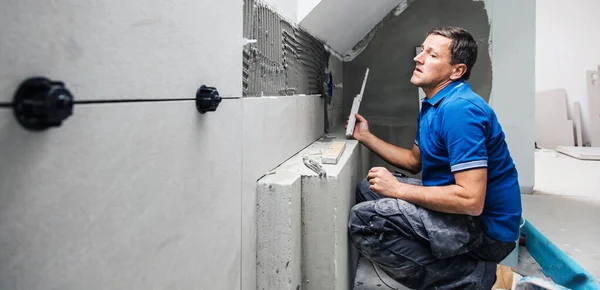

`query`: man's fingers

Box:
[367,171,378,179]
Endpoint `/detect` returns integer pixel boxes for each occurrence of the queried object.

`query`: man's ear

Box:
[450,64,467,80]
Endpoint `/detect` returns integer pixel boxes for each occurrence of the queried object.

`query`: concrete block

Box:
[256,172,302,290]
[301,142,364,290]
[256,132,369,290]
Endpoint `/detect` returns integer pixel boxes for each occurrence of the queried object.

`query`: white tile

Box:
[241,95,324,290]
[0,0,242,102]
[0,101,242,290]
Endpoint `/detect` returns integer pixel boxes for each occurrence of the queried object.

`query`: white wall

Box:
[297,0,323,23]
[299,0,403,55]
[0,1,325,289]
[536,0,600,145]
[263,0,298,23]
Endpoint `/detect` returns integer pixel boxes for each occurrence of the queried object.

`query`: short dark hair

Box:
[427,26,478,80]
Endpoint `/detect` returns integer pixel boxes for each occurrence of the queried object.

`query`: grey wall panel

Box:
[491,0,536,193]
[241,95,324,290]
[0,101,242,290]
[0,0,242,102]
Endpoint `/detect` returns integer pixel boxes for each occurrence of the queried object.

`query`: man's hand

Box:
[345,113,371,141]
[367,167,401,198]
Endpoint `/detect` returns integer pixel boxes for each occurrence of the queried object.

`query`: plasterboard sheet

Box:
[536,89,569,121]
[536,119,574,149]
[573,101,583,146]
[588,70,600,146]
[535,89,574,149]
[556,146,600,161]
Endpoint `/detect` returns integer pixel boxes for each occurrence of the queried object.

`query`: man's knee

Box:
[348,201,382,258]
[348,199,409,244]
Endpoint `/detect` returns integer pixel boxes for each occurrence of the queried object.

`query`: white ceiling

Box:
[299,0,404,55]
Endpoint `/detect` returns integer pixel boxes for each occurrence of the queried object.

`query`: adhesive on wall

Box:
[243,0,330,97]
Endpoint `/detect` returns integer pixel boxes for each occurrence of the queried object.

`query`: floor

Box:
[353,149,600,289]
[530,149,600,279]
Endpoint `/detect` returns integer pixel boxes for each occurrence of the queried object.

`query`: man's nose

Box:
[414,52,424,63]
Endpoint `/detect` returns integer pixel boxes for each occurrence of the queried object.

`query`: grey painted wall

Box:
[342,0,492,174]
[490,0,536,193]
[0,1,326,289]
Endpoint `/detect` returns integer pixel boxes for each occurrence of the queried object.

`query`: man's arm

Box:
[367,99,490,216]
[361,133,422,174]
[367,167,486,216]
[351,113,422,174]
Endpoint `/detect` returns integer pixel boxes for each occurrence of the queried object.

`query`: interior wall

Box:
[342,0,492,174]
[536,0,600,146]
[0,1,326,289]
[491,0,536,193]
[263,0,298,23]
[297,0,323,24]
[299,0,405,55]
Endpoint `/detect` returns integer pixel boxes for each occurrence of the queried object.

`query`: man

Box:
[347,26,523,289]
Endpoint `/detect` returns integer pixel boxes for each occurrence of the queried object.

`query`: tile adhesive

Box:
[243,0,330,97]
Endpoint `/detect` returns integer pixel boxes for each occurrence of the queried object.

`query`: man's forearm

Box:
[361,133,420,174]
[392,183,484,216]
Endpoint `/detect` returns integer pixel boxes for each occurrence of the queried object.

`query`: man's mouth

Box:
[415,67,423,73]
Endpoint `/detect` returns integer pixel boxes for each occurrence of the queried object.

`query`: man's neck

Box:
[423,79,455,99]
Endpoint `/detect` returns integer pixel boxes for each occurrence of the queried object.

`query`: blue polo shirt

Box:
[415,79,522,243]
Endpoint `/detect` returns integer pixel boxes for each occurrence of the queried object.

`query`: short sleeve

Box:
[441,100,488,172]
[414,112,421,146]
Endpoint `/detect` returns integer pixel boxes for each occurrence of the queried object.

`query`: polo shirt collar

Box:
[424,79,465,107]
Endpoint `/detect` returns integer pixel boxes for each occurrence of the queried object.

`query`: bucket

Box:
[500,216,526,267]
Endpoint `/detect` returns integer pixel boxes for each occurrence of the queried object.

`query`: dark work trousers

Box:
[348,176,516,290]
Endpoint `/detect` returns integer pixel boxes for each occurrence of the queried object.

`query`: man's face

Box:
[410,34,456,88]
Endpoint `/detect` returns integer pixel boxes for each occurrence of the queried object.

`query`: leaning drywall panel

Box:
[0,101,242,290]
[535,89,569,121]
[535,89,574,149]
[535,119,574,149]
[241,95,324,290]
[0,0,242,102]
[588,70,600,146]
[573,101,583,146]
[491,0,536,193]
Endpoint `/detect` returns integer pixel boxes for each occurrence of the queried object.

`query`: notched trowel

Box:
[346,68,369,138]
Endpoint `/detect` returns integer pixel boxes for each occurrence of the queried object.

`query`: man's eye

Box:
[430,54,437,58]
